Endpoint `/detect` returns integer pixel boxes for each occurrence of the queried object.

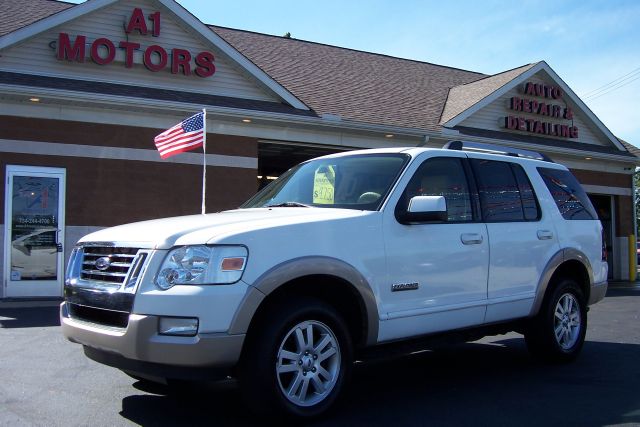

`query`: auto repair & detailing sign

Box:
[503,82,578,139]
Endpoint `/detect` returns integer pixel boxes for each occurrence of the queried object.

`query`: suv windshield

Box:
[241,153,410,211]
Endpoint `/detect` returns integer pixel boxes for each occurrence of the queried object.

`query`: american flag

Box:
[154,112,204,159]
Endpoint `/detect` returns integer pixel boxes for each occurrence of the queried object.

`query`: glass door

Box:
[4,166,66,297]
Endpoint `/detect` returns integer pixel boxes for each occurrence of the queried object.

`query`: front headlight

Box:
[155,245,248,290]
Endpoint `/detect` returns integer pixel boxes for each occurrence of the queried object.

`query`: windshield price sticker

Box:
[313,166,335,204]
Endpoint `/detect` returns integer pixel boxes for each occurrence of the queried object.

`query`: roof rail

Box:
[443,140,554,163]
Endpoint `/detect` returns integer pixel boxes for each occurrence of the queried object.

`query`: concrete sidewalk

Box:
[608,280,640,289]
[0,298,63,309]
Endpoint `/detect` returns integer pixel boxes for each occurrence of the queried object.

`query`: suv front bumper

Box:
[60,302,244,378]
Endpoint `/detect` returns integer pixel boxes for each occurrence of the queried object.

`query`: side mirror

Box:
[399,195,447,224]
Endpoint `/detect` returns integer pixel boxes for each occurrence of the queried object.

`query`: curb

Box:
[0,299,63,309]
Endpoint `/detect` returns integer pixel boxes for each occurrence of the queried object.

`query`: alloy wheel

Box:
[276,320,341,407]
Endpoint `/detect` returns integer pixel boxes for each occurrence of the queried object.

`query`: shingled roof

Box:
[0,0,73,36]
[439,63,538,124]
[211,26,485,131]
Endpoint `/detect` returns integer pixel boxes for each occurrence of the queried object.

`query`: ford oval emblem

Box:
[95,256,111,271]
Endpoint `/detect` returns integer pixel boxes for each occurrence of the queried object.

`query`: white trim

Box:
[554,158,635,174]
[156,0,309,110]
[443,61,626,152]
[582,185,632,197]
[0,83,435,138]
[0,139,258,169]
[0,0,308,111]
[432,129,640,165]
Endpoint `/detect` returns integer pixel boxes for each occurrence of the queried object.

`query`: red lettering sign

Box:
[91,38,116,65]
[144,45,168,72]
[57,33,85,62]
[55,9,214,78]
[564,107,574,120]
[195,52,216,77]
[125,8,148,35]
[119,41,140,68]
[149,11,161,37]
[171,49,191,75]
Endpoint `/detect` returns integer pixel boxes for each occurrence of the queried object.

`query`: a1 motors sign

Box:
[55,7,216,78]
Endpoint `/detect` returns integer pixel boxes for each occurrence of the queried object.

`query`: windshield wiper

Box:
[265,202,311,208]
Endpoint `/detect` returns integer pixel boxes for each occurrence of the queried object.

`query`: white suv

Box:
[61,142,608,418]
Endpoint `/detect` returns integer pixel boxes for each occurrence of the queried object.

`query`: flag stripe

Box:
[155,131,203,149]
[159,141,204,158]
[155,127,185,143]
[153,112,205,159]
[158,135,204,154]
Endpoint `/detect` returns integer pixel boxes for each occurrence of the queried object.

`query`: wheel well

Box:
[245,275,369,349]
[547,260,590,302]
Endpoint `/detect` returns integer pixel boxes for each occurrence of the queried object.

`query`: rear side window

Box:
[471,159,540,222]
[537,167,597,220]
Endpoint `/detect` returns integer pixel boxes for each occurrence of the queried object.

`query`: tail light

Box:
[601,229,607,262]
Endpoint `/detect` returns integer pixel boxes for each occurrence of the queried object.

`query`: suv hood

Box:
[78,208,371,249]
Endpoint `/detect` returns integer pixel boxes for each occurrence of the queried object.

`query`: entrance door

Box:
[4,166,66,297]
[589,194,613,280]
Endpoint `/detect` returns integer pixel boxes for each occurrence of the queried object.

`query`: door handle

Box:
[537,230,554,240]
[461,233,483,245]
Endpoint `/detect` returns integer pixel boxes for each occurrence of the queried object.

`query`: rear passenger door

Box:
[467,154,560,323]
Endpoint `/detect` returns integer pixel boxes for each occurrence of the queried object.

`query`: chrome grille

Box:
[80,246,140,285]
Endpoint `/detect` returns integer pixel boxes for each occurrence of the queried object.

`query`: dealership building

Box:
[1,0,638,299]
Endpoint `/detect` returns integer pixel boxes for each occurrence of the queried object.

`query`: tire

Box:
[525,278,587,363]
[239,296,353,418]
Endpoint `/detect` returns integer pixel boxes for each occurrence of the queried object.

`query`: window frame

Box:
[470,158,542,224]
[394,156,478,224]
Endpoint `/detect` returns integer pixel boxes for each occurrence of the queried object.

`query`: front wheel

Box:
[239,297,352,418]
[525,278,587,363]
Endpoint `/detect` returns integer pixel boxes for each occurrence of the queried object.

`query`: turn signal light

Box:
[221,257,246,271]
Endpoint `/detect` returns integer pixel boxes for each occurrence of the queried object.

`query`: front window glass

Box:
[241,154,410,211]
[399,157,473,222]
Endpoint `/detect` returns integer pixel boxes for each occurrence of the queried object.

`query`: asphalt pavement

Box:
[1,287,639,426]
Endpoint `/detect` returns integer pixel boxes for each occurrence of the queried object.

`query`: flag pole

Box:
[201,108,207,215]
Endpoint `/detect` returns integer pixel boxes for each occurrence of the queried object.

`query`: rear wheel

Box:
[239,297,352,418]
[525,278,587,363]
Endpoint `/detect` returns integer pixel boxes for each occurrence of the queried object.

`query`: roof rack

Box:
[443,140,554,163]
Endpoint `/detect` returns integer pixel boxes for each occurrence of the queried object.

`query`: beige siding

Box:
[0,0,279,102]
[460,73,608,146]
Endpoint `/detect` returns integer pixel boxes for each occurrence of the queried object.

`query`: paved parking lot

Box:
[1,287,639,426]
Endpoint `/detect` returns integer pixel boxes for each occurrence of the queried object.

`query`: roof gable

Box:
[440,63,537,124]
[0,0,308,109]
[442,61,625,151]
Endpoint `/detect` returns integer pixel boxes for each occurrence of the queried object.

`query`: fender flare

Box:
[228,256,379,345]
[530,248,594,316]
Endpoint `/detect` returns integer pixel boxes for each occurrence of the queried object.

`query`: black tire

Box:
[238,296,353,419]
[525,278,587,363]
